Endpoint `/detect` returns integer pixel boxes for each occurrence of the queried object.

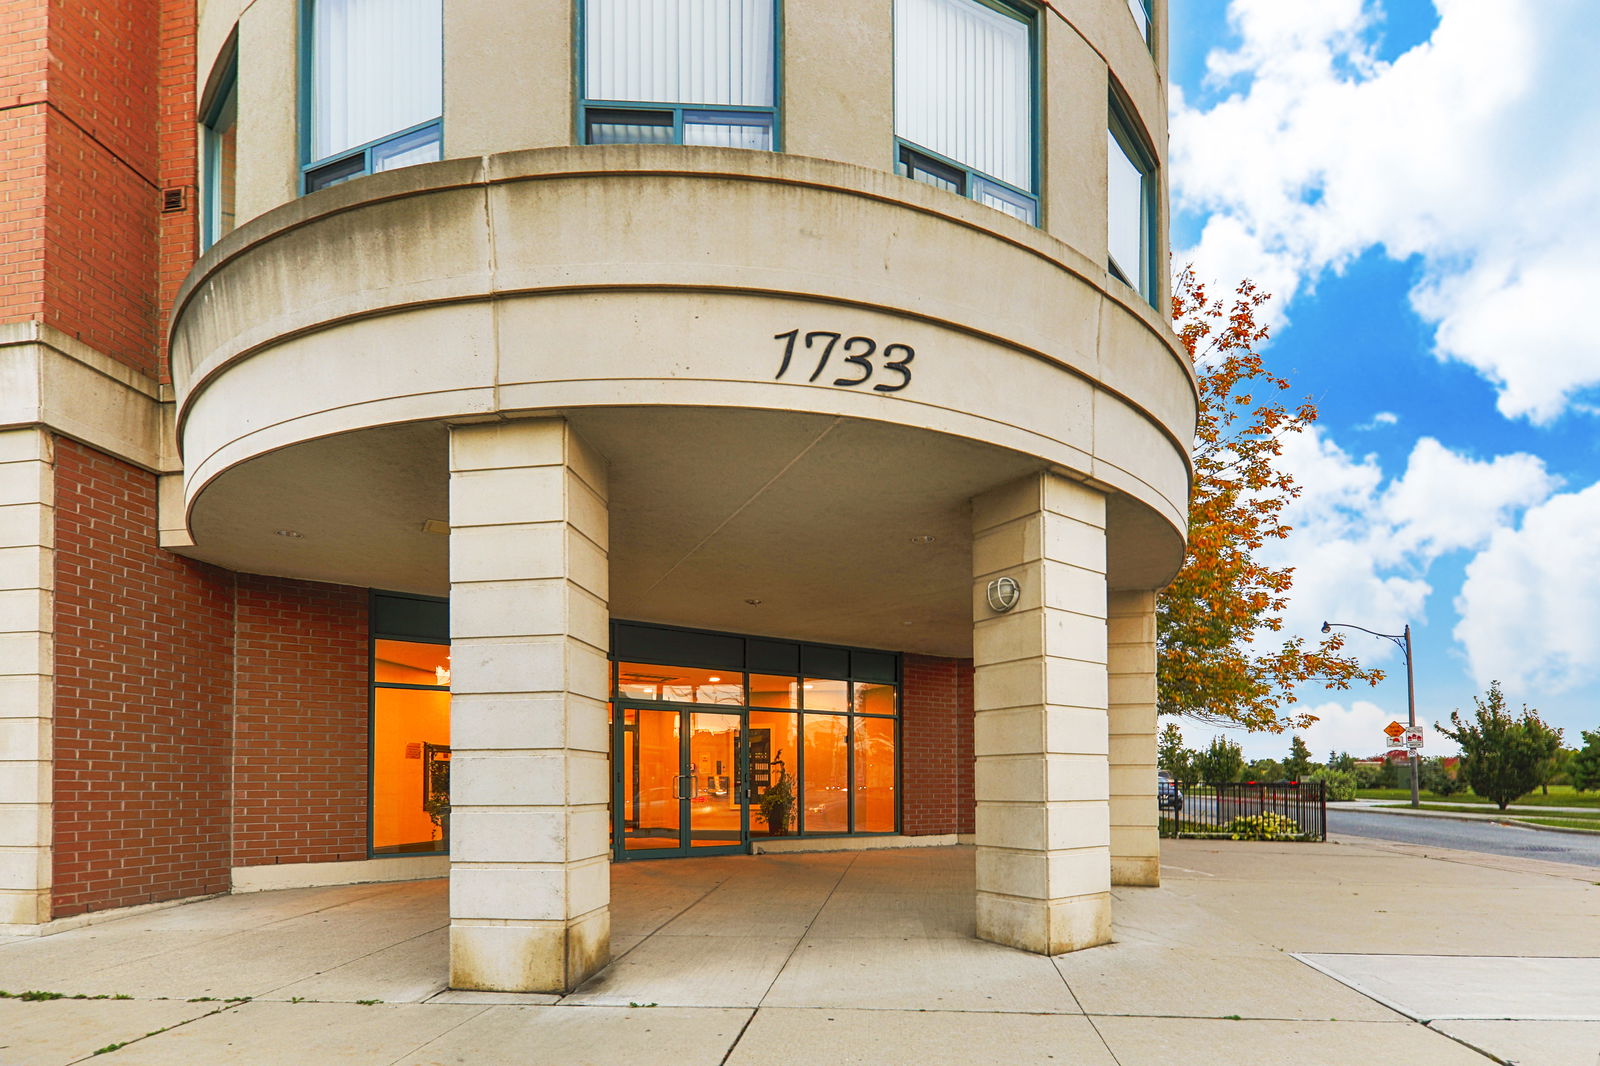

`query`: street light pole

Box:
[1322,620,1420,809]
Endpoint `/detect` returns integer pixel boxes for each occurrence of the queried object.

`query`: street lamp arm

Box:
[1321,620,1409,663]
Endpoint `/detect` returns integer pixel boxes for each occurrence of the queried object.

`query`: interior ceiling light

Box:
[273,529,304,538]
[909,534,937,544]
[707,676,722,683]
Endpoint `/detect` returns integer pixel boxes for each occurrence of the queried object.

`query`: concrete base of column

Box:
[450,910,611,993]
[976,890,1111,956]
[1110,855,1160,886]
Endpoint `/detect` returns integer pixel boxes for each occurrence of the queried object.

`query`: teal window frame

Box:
[1127,0,1152,48]
[892,0,1041,226]
[201,55,238,250]
[1107,93,1159,306]
[575,0,783,151]
[297,0,444,194]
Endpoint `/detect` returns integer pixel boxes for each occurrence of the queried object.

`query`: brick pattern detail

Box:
[51,438,233,919]
[900,654,975,836]
[156,0,197,381]
[232,577,370,868]
[0,0,48,328]
[1,0,164,373]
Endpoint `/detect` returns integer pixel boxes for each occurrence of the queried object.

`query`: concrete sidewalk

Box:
[0,839,1595,1065]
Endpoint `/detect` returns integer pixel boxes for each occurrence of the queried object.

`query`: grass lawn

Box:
[1375,803,1600,833]
[1356,786,1600,808]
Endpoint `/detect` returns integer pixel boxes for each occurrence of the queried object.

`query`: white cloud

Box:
[1256,429,1554,663]
[1454,482,1600,691]
[1175,700,1457,762]
[1174,0,1600,422]
[1356,411,1399,430]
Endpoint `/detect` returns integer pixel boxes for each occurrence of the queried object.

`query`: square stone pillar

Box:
[971,472,1110,955]
[447,419,611,992]
[1108,589,1160,886]
[0,429,53,927]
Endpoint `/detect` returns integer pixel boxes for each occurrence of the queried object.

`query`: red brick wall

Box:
[900,654,974,836]
[232,576,370,868]
[0,0,165,372]
[0,0,49,328]
[156,0,197,380]
[51,437,234,918]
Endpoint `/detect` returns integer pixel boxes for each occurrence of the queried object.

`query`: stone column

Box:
[971,472,1110,955]
[1108,589,1159,886]
[447,418,611,992]
[0,429,53,927]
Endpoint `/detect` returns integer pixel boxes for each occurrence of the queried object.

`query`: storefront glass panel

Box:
[688,712,744,847]
[854,716,896,832]
[616,662,744,704]
[803,713,850,832]
[748,709,798,835]
[802,678,849,712]
[621,707,682,851]
[853,682,896,715]
[371,637,450,855]
[748,674,800,708]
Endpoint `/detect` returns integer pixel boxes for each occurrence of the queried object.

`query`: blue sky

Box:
[1165,0,1600,761]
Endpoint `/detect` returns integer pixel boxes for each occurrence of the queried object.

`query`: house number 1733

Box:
[772,330,914,393]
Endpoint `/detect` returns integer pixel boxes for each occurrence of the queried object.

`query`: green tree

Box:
[1419,756,1464,797]
[1570,731,1600,793]
[1195,735,1245,785]
[1158,722,1199,789]
[1245,758,1285,782]
[1327,751,1356,772]
[1284,735,1313,781]
[1159,271,1383,733]
[1438,681,1564,810]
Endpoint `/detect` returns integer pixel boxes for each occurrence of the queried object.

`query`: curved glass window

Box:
[582,0,778,149]
[304,0,443,192]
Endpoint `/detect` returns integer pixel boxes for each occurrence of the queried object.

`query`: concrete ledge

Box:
[0,892,227,938]
[232,855,448,893]
[752,834,961,854]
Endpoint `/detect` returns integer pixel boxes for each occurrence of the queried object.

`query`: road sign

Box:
[1384,720,1405,738]
[1403,729,1425,749]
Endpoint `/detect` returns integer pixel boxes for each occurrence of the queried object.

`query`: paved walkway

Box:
[0,839,1595,1064]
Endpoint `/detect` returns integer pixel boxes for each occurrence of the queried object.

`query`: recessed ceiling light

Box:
[274,529,304,538]
[901,620,915,626]
[909,535,937,544]
[708,676,722,683]
[744,598,762,605]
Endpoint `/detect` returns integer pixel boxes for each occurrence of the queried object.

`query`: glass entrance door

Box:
[616,705,748,858]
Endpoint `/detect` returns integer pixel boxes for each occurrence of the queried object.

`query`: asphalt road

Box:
[1329,806,1600,869]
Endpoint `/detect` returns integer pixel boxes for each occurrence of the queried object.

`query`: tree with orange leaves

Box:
[1159,267,1382,732]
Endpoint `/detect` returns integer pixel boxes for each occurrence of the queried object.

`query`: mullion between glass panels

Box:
[896,138,1038,215]
[301,117,442,191]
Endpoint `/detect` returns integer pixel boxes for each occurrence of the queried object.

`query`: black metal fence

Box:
[1160,781,1327,841]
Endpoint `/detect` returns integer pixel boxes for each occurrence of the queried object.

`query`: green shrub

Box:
[1309,768,1357,801]
[1226,812,1303,840]
[1353,763,1388,789]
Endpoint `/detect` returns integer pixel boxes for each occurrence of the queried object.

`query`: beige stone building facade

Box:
[1,0,1189,994]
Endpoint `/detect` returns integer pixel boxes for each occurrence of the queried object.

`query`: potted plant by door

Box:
[759,775,795,836]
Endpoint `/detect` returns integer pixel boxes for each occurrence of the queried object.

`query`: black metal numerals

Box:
[773,330,915,393]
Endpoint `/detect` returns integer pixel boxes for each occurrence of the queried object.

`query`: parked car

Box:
[1158,770,1183,812]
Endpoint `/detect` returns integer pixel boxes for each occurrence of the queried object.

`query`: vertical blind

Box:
[895,0,1032,192]
[311,0,443,161]
[585,0,775,107]
[1107,127,1145,289]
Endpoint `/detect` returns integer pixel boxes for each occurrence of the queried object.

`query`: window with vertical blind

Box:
[581,0,778,150]
[303,0,443,193]
[1108,97,1156,305]
[894,0,1037,224]
[202,57,237,250]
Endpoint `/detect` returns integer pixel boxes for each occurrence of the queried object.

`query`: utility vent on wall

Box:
[161,187,188,213]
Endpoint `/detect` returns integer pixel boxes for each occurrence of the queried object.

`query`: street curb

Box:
[1339,802,1600,838]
